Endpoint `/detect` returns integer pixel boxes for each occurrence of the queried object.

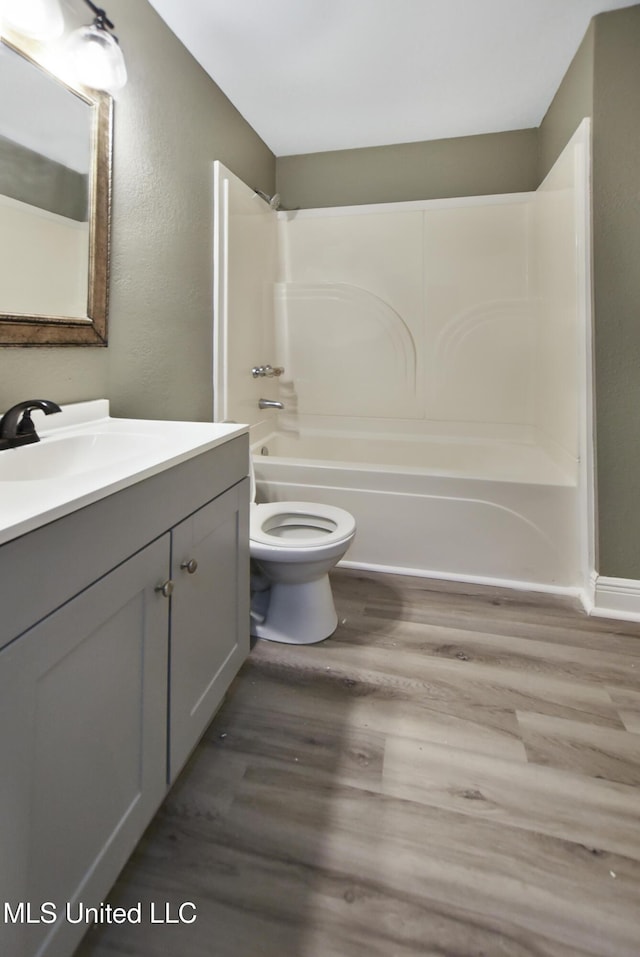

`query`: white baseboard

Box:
[338,560,640,624]
[589,575,640,623]
[338,559,584,600]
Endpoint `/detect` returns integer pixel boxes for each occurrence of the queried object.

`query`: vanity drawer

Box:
[0,435,248,647]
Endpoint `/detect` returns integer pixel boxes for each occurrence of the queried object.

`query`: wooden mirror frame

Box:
[0,31,113,346]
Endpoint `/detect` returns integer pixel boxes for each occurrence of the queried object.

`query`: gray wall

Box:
[277,129,538,209]
[590,6,640,579]
[538,23,594,180]
[540,5,640,579]
[0,0,275,421]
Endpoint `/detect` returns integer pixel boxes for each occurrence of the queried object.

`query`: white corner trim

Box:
[590,575,640,622]
[578,570,598,614]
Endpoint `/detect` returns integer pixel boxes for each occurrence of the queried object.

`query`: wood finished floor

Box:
[76,570,640,957]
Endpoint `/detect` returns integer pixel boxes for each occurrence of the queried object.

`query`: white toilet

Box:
[249,462,356,644]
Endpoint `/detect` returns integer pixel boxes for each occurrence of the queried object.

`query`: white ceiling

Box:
[147,0,637,157]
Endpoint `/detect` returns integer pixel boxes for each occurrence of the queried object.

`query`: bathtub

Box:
[251,431,580,591]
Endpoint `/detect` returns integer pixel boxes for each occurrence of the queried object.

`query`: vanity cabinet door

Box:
[169,479,250,781]
[0,536,170,957]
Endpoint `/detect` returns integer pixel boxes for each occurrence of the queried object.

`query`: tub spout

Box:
[258,398,284,410]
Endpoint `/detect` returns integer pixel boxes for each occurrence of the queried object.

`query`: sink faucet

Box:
[0,399,62,450]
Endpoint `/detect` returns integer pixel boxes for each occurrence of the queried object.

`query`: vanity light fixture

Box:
[67,0,127,94]
[0,0,64,40]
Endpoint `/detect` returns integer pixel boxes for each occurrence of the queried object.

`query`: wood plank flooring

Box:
[75,570,640,957]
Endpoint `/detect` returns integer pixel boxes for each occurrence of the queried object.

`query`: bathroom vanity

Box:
[0,402,249,957]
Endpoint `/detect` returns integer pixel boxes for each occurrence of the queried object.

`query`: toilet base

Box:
[250,575,338,644]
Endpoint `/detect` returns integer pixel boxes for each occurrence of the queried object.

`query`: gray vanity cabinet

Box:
[0,538,170,957]
[169,482,249,782]
[0,435,250,957]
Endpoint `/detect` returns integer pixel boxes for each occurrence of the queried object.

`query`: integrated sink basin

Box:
[0,431,162,481]
[0,399,249,546]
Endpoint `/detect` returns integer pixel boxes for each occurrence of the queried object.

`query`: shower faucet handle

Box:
[252,364,285,378]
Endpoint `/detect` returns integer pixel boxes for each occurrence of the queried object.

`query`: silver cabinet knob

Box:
[155,579,174,598]
[180,558,198,574]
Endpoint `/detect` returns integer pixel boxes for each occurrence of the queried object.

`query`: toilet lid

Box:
[250,501,356,548]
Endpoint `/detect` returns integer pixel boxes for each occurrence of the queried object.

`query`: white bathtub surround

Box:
[213,121,597,604]
[252,431,579,594]
[213,162,279,426]
[277,198,537,429]
[535,122,596,593]
[0,194,89,318]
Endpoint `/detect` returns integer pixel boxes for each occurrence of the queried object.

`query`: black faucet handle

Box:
[16,410,37,438]
[0,399,62,449]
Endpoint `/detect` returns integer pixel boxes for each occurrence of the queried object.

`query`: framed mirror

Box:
[0,31,112,346]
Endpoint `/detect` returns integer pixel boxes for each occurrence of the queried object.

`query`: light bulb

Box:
[67,23,127,94]
[0,0,64,40]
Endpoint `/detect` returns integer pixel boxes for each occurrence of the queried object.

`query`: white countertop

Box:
[0,400,248,546]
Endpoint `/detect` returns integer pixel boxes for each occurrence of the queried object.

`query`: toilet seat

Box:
[250,501,356,549]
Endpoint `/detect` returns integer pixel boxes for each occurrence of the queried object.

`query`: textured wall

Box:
[590,6,640,579]
[540,5,640,578]
[0,0,275,421]
[276,129,538,210]
[537,24,594,180]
